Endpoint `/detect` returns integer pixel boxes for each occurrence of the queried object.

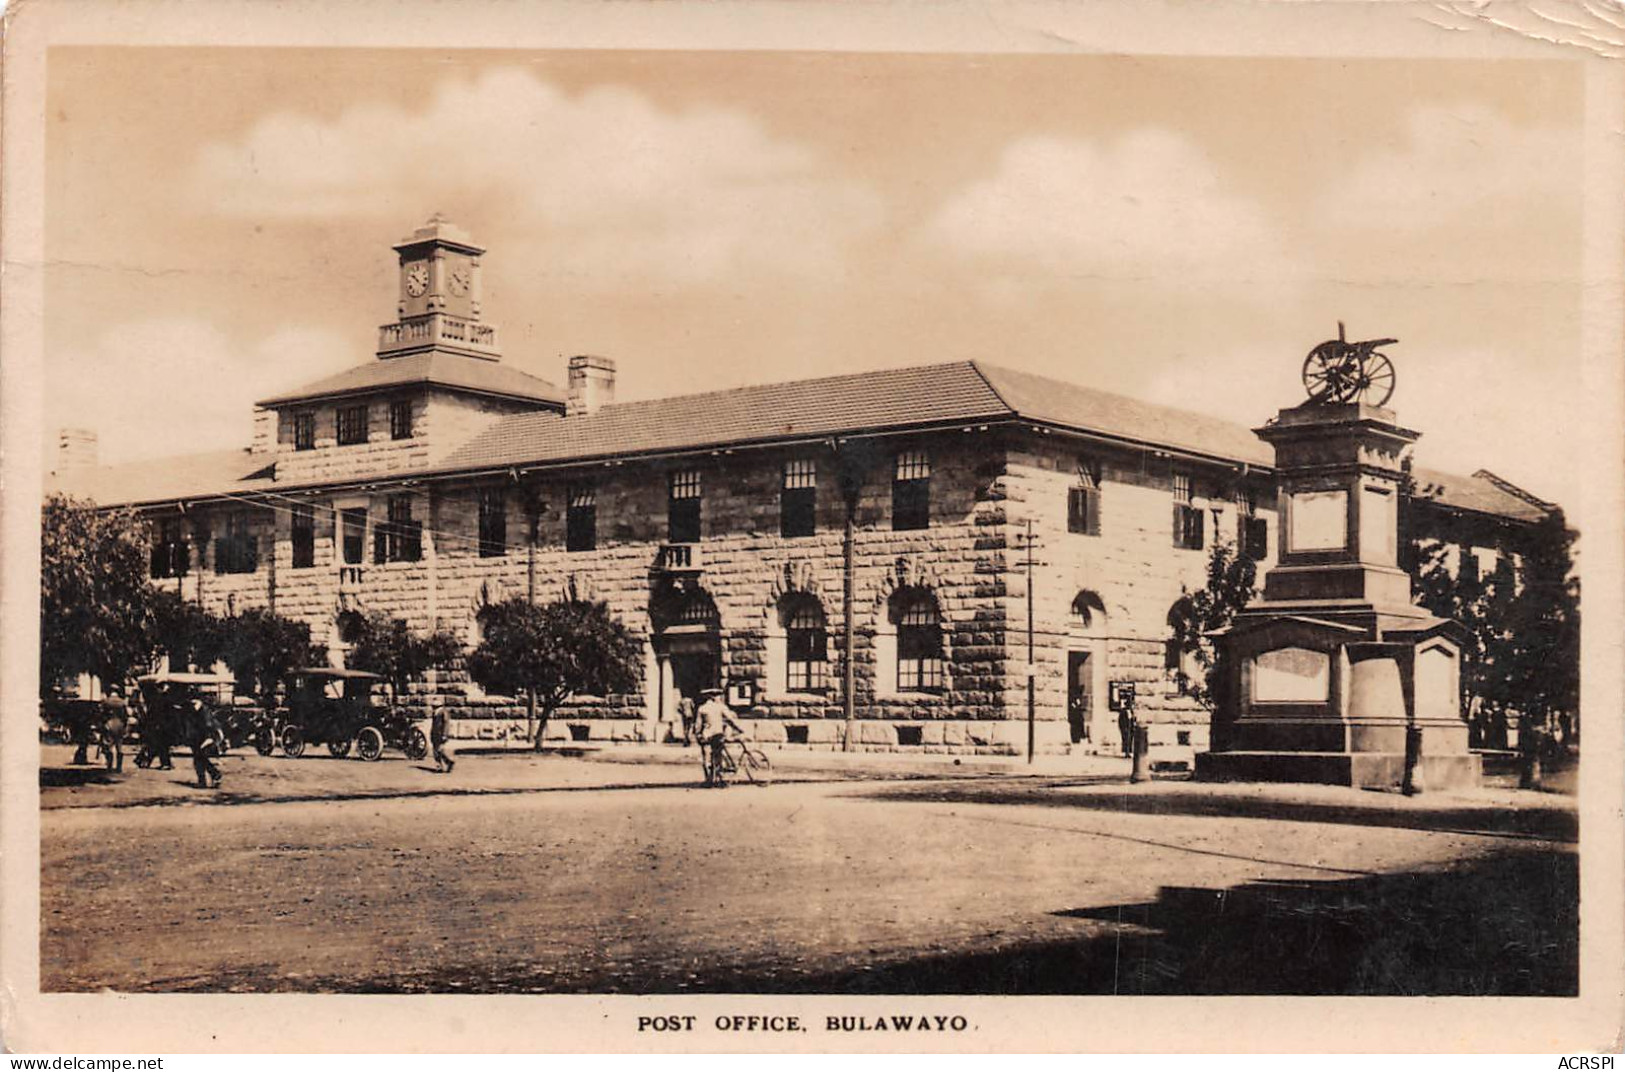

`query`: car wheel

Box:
[328,737,352,759]
[403,728,428,761]
[281,725,306,758]
[356,726,384,762]
[254,727,276,756]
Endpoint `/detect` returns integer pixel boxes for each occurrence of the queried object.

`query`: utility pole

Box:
[841,461,858,753]
[1021,517,1037,764]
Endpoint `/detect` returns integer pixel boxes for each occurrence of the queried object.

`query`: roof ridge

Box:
[965,359,1019,415]
[1470,468,1558,514]
[560,358,988,418]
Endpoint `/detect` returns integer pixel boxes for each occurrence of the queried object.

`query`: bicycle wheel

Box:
[739,747,772,785]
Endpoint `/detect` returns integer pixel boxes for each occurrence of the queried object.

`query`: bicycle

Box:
[700,736,772,787]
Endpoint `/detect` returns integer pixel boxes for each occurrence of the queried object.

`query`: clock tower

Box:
[378,213,501,361]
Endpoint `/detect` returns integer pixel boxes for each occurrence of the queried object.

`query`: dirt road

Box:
[40,757,1577,995]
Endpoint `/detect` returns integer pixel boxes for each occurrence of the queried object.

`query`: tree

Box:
[1412,542,1517,748]
[149,589,229,675]
[220,608,321,702]
[40,494,157,696]
[1503,511,1580,741]
[341,611,462,704]
[466,598,642,749]
[1410,510,1579,760]
[1167,538,1259,711]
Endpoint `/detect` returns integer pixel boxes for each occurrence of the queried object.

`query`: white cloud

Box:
[1316,104,1579,234]
[47,318,357,465]
[190,69,884,286]
[925,130,1298,286]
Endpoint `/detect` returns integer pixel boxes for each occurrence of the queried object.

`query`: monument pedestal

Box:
[1196,395,1478,791]
[1195,750,1481,790]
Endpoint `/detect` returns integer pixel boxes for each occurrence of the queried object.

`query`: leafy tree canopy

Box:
[466,598,642,743]
[220,608,321,701]
[40,494,156,695]
[149,588,229,675]
[1167,539,1259,711]
[341,611,462,701]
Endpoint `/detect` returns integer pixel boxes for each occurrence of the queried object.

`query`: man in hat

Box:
[695,687,742,787]
[186,696,224,790]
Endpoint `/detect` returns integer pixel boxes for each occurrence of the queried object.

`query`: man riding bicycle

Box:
[695,687,743,787]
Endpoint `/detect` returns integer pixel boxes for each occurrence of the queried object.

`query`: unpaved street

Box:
[41,752,1577,995]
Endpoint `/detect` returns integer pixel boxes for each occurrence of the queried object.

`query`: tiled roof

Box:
[1409,466,1550,523]
[58,359,1557,524]
[439,361,1014,471]
[974,362,1274,467]
[256,352,564,407]
[47,449,277,508]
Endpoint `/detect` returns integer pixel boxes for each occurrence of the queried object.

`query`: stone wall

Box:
[140,421,1540,758]
[269,388,541,486]
[1001,433,1280,754]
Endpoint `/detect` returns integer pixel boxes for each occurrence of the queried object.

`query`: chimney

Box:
[567,355,616,416]
[57,428,98,471]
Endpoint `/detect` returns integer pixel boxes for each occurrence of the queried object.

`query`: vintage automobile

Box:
[131,671,262,763]
[276,667,428,762]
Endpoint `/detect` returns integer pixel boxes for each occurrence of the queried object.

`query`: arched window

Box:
[1071,591,1106,633]
[892,588,944,692]
[781,595,828,692]
[676,591,720,629]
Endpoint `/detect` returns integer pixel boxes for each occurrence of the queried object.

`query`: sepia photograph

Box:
[3,0,1623,1055]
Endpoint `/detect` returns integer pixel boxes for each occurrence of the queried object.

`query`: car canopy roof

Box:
[136,672,238,685]
[291,667,384,681]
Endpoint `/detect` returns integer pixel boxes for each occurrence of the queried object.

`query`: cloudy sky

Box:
[45,48,1584,508]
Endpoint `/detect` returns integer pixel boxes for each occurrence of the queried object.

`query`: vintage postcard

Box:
[2,0,1622,1054]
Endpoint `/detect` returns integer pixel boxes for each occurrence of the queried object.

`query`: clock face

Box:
[448,264,471,296]
[405,263,429,297]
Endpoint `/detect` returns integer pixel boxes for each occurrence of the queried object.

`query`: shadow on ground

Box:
[748,847,1578,996]
[843,780,1578,844]
[39,766,119,788]
[147,846,1574,997]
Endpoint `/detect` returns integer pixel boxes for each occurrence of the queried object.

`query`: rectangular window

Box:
[215,512,258,575]
[337,404,369,446]
[1172,473,1204,550]
[390,399,414,441]
[150,519,190,578]
[293,412,316,452]
[668,469,702,543]
[1068,459,1102,536]
[785,600,828,692]
[567,484,596,552]
[375,495,422,563]
[781,459,817,538]
[897,598,945,692]
[291,505,315,569]
[892,450,931,531]
[1237,491,1268,561]
[341,508,367,565]
[478,488,506,558]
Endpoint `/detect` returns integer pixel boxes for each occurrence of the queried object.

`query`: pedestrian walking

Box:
[99,695,128,773]
[187,697,223,789]
[68,704,96,766]
[430,706,454,773]
[677,695,696,746]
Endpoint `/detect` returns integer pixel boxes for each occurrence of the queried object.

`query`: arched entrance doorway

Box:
[1067,591,1107,745]
[650,586,722,713]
